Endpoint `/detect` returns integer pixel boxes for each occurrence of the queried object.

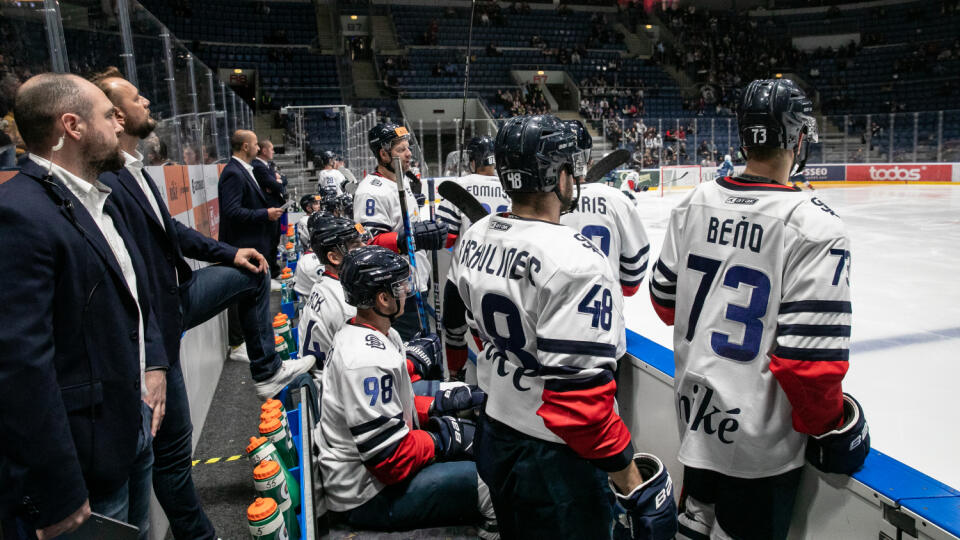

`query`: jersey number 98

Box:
[363,374,394,406]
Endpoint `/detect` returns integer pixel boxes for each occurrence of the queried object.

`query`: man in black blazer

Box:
[252,139,285,277]
[91,70,311,539]
[0,74,166,540]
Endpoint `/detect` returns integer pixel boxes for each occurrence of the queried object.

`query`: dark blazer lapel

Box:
[235,159,267,204]
[19,161,130,295]
[116,168,165,231]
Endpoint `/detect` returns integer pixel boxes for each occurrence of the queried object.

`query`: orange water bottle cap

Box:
[259,418,282,434]
[260,409,281,423]
[262,399,283,413]
[274,335,285,345]
[253,459,281,480]
[245,436,269,454]
[247,497,277,521]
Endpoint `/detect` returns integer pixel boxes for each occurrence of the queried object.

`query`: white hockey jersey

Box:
[353,173,431,292]
[436,174,509,283]
[293,253,324,297]
[560,182,650,296]
[649,175,851,478]
[318,323,425,511]
[297,272,355,360]
[450,214,634,471]
[318,169,346,194]
[296,214,312,253]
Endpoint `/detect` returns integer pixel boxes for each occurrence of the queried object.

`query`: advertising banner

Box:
[801,165,846,182]
[845,163,953,182]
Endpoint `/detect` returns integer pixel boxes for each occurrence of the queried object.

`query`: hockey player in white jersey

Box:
[317,246,497,536]
[354,122,450,340]
[649,79,869,540]
[293,210,329,297]
[451,115,676,539]
[317,150,346,194]
[437,135,510,378]
[560,120,650,298]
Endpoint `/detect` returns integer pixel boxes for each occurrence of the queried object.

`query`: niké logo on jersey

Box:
[365,335,386,350]
[677,383,740,444]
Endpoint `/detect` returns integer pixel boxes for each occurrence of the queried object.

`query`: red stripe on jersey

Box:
[622,283,640,297]
[770,354,847,435]
[405,358,422,383]
[370,231,400,253]
[445,345,468,373]
[471,332,483,351]
[723,176,795,190]
[366,430,436,485]
[445,233,458,249]
[414,395,434,426]
[650,292,675,326]
[537,379,632,461]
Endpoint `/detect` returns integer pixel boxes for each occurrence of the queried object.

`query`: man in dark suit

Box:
[90,69,308,539]
[0,74,166,540]
[252,139,286,277]
[219,129,314,392]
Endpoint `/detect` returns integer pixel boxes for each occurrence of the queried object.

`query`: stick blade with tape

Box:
[438,181,489,223]
[585,149,631,184]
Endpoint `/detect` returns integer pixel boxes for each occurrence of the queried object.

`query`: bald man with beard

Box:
[0,73,166,540]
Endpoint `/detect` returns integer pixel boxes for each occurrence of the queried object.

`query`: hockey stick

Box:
[394,156,431,334]
[456,0,478,177]
[585,149,631,183]
[426,178,443,332]
[438,181,488,223]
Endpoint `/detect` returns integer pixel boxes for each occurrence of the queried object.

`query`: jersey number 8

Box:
[363,374,394,406]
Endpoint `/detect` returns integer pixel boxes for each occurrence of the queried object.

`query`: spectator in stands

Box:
[218,130,314,397]
[253,139,286,278]
[0,72,163,540]
[91,67,277,540]
[182,144,200,165]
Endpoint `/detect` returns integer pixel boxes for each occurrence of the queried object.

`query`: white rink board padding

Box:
[618,330,960,540]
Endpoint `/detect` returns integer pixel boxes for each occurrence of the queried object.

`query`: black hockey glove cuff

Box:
[426,416,476,461]
[806,393,870,475]
[611,453,678,540]
[430,384,486,416]
[405,332,443,380]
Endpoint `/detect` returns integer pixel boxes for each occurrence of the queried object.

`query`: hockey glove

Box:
[414,192,427,207]
[611,453,678,540]
[405,333,444,381]
[430,384,486,416]
[806,393,870,475]
[399,221,448,252]
[426,416,476,461]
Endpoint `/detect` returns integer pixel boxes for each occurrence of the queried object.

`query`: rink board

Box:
[619,330,960,540]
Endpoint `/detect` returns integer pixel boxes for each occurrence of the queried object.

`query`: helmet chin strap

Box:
[790,133,809,176]
[373,295,403,322]
[558,170,581,216]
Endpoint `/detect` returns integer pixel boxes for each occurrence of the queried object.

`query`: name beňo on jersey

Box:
[706,216,764,253]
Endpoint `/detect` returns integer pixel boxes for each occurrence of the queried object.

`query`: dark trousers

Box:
[680,466,803,540]
[150,265,279,539]
[181,265,280,382]
[342,461,481,531]
[476,414,616,539]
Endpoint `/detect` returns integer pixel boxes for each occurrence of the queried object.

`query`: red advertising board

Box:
[845,164,953,182]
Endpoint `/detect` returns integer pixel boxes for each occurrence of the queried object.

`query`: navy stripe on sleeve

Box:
[620,245,650,264]
[437,205,459,219]
[620,277,644,288]
[650,280,676,295]
[543,368,614,392]
[355,421,405,453]
[778,324,852,337]
[619,261,648,277]
[655,259,677,282]
[536,338,617,358]
[780,300,852,314]
[349,412,402,436]
[362,439,402,467]
[773,346,849,361]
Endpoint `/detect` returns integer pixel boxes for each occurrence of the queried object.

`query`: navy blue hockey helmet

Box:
[368,122,410,156]
[320,150,338,168]
[466,136,496,172]
[299,193,321,213]
[336,193,354,216]
[317,185,340,213]
[494,115,579,194]
[340,246,413,310]
[307,210,333,235]
[738,78,819,173]
[309,215,370,264]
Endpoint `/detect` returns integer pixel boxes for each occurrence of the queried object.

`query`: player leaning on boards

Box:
[450,114,677,539]
[353,123,450,340]
[317,246,496,536]
[560,119,651,299]
[649,78,870,540]
[437,135,510,379]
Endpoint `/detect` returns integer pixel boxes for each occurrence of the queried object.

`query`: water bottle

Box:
[272,317,294,348]
[247,497,288,540]
[253,460,299,539]
[274,335,290,361]
[259,417,298,470]
[245,436,299,508]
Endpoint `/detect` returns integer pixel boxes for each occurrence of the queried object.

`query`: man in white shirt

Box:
[0,73,166,540]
